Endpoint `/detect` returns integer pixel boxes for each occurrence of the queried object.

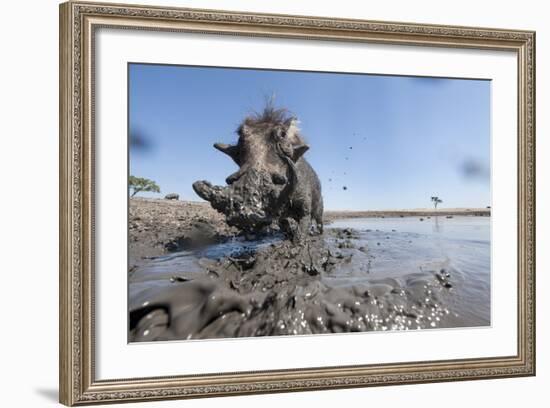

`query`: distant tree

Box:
[129,175,160,197]
[431,196,443,210]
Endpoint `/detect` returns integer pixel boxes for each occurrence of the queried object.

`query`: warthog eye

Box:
[271,173,287,185]
[272,128,285,139]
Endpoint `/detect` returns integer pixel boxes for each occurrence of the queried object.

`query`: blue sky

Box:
[129,63,490,211]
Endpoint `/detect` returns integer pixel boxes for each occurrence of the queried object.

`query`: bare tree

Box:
[431,196,443,210]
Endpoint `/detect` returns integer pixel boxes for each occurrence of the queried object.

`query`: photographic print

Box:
[128,64,491,342]
[60,2,535,404]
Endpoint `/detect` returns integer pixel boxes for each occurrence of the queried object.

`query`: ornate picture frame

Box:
[59,1,535,405]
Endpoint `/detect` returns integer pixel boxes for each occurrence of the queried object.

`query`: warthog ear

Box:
[292,144,309,162]
[284,117,299,136]
[213,143,240,165]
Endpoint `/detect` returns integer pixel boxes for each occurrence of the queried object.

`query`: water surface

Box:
[328,216,491,326]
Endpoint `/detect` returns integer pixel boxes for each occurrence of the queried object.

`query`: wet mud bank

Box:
[129,198,237,271]
[129,216,465,342]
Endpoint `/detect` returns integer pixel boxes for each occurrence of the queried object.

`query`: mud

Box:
[128,198,237,272]
[129,226,456,342]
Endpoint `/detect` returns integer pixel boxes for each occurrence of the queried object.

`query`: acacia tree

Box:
[431,196,443,210]
[129,175,160,197]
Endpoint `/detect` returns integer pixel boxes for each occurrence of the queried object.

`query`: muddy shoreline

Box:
[324,208,490,221]
[129,198,237,271]
[130,229,454,341]
[129,198,489,341]
[129,197,490,267]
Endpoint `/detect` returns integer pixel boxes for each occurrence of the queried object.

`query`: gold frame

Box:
[59,1,536,405]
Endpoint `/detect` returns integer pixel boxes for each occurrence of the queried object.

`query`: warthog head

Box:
[193,105,309,233]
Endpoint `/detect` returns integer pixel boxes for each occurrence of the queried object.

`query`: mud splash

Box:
[129,227,459,342]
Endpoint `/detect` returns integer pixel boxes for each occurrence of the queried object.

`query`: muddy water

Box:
[328,216,491,327]
[129,216,490,342]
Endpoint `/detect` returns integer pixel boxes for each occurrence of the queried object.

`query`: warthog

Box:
[164,193,179,200]
[193,105,323,241]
